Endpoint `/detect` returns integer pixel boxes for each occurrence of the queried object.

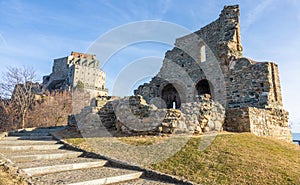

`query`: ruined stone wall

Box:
[180,95,225,134]
[134,47,207,106]
[226,58,283,109]
[93,95,225,136]
[224,107,291,142]
[249,107,291,141]
[224,108,251,132]
[135,6,283,110]
[133,5,290,142]
[48,57,69,83]
[134,5,243,107]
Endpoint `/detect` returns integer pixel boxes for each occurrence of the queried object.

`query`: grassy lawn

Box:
[151,134,299,184]
[57,129,300,185]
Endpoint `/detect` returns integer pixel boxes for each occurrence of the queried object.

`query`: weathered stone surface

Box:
[43,51,108,97]
[82,95,225,135]
[132,5,291,142]
[180,95,225,133]
[224,107,291,141]
[67,5,291,142]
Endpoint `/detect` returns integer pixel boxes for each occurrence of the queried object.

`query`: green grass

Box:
[151,133,300,185]
[58,129,300,185]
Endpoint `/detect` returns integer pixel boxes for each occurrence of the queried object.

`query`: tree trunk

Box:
[21,109,27,129]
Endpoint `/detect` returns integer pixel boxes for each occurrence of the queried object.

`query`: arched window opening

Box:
[161,84,181,109]
[196,79,211,96]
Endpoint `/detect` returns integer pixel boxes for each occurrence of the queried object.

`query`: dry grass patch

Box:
[0,166,27,185]
[151,133,300,184]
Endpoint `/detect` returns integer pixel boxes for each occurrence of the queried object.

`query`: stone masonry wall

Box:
[180,95,225,134]
[83,95,226,136]
[225,107,291,142]
[248,107,291,141]
[226,58,283,109]
[135,11,283,110]
[133,5,291,142]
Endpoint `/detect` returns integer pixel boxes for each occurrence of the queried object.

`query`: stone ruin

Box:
[87,95,225,136]
[70,5,292,142]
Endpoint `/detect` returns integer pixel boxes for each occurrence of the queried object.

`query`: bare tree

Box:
[0,66,37,128]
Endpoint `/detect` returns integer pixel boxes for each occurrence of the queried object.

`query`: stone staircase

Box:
[0,127,177,185]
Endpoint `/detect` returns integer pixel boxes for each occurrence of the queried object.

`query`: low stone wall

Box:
[100,95,225,135]
[224,108,250,132]
[224,107,292,142]
[249,107,291,141]
[114,96,188,135]
[69,95,291,141]
[67,95,225,135]
[180,95,225,134]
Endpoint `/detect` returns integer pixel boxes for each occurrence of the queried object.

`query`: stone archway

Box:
[161,84,181,109]
[196,79,211,96]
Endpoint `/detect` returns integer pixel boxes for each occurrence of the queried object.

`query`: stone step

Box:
[118,178,177,185]
[67,172,143,185]
[23,161,107,176]
[12,126,66,133]
[17,157,104,169]
[3,136,54,140]
[8,132,50,136]
[0,144,64,151]
[11,152,82,162]
[33,167,142,184]
[0,140,59,145]
[2,148,79,156]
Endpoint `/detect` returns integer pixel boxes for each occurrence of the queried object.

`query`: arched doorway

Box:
[196,79,211,96]
[161,84,181,109]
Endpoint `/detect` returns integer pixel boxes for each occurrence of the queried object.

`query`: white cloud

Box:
[0,33,7,48]
[160,0,172,16]
[243,0,275,31]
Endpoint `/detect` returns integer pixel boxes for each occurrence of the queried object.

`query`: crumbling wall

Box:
[180,95,225,134]
[249,107,291,141]
[224,107,291,142]
[94,95,225,136]
[134,5,242,105]
[226,58,283,109]
[113,96,187,135]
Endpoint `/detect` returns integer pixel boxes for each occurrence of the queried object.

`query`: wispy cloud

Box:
[0,33,7,48]
[243,0,274,31]
[160,0,172,16]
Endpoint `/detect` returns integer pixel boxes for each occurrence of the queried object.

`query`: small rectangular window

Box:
[200,45,206,62]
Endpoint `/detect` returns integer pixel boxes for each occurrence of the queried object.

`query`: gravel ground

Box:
[33,166,139,184]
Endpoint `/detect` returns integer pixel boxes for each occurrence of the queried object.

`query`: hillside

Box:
[150,133,300,184]
[60,131,299,185]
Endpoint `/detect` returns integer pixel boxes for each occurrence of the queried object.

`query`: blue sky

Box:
[0,0,300,132]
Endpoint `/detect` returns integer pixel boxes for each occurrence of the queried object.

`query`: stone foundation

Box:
[68,95,226,136]
[224,107,292,142]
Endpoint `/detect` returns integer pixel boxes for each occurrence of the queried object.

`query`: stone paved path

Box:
[0,127,178,185]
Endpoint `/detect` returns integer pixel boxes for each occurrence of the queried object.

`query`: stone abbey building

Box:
[133,5,291,141]
[43,51,108,97]
[70,5,291,142]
